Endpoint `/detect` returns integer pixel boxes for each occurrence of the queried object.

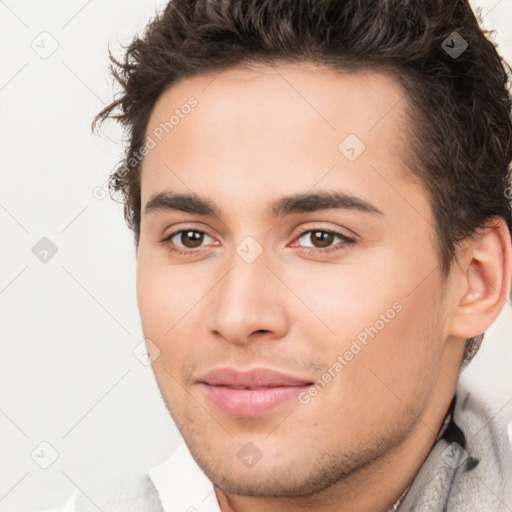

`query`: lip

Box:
[198,367,313,387]
[198,367,314,417]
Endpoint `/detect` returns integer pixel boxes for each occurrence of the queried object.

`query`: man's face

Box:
[136,63,458,497]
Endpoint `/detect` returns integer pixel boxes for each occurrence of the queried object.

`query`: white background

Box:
[0,1,511,510]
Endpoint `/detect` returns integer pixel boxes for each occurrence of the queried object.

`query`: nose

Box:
[205,252,289,346]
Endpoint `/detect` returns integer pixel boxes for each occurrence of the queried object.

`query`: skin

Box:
[135,62,512,512]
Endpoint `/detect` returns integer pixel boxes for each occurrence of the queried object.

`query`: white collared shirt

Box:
[150,442,221,512]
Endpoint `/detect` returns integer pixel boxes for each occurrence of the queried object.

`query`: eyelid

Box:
[160,222,217,241]
[291,224,357,243]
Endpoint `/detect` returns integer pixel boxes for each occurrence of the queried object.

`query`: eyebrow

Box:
[144,190,384,218]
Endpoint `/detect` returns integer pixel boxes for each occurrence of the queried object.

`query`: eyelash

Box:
[158,226,356,258]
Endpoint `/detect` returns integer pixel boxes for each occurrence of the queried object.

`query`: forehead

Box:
[139,62,427,223]
[145,62,410,149]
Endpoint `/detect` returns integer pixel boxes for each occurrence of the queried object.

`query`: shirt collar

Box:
[149,442,221,512]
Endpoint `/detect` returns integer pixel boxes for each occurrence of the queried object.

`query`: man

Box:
[85,0,512,510]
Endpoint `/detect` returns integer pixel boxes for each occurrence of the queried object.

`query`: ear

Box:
[448,216,512,339]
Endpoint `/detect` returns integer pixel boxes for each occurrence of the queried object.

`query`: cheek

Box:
[278,254,405,351]
[338,285,443,418]
[136,258,164,334]
[286,253,444,390]
[136,253,216,386]
[136,251,201,334]
[314,298,442,441]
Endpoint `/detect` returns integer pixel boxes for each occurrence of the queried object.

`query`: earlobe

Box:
[448,217,512,339]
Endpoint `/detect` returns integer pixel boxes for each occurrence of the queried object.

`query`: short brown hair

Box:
[94,0,512,366]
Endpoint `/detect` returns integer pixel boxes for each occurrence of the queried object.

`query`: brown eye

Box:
[161,229,215,251]
[298,230,340,249]
[293,228,356,256]
[309,231,335,248]
[177,230,205,248]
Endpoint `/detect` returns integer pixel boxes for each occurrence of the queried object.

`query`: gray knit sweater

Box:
[394,384,512,511]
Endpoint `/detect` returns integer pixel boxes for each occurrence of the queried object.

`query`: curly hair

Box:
[93,0,512,367]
